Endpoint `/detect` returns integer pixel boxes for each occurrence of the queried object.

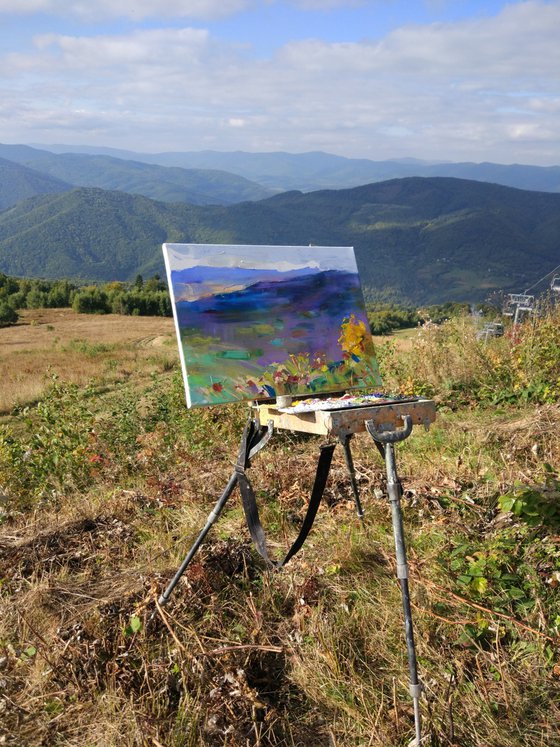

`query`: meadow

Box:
[0,307,559,746]
[0,308,176,416]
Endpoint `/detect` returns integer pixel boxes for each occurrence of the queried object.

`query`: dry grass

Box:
[0,309,177,415]
[371,326,419,353]
[2,408,560,745]
[1,312,560,746]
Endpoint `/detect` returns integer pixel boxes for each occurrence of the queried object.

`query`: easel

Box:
[155,395,435,746]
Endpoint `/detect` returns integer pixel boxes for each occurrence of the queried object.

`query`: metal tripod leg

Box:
[340,433,364,519]
[365,416,422,746]
[155,419,274,612]
[157,471,238,607]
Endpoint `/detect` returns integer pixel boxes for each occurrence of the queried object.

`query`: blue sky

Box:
[1,1,559,164]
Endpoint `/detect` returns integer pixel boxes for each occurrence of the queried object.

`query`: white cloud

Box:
[0,0,369,17]
[0,0,252,20]
[32,27,211,67]
[0,1,50,10]
[1,1,559,164]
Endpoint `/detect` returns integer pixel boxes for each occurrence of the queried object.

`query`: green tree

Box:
[46,280,74,308]
[26,288,48,308]
[0,273,19,297]
[72,287,110,314]
[0,301,18,327]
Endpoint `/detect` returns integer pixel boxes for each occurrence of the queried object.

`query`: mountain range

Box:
[0,144,275,209]
[1,175,559,304]
[30,143,560,194]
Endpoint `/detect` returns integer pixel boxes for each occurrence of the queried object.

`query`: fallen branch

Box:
[202,644,283,656]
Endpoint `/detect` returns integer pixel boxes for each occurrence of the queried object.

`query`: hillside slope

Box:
[0,157,71,210]
[0,145,274,205]
[1,177,559,303]
[0,188,195,280]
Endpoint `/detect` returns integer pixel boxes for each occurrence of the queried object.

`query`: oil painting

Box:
[162,243,381,407]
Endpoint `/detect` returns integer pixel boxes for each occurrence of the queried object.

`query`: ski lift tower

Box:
[503,263,560,322]
[505,293,535,326]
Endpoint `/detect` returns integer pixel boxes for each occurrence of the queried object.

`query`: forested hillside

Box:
[0,157,70,210]
[0,177,559,303]
[0,144,274,205]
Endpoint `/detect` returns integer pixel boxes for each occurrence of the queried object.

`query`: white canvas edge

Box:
[162,242,193,408]
[163,243,358,274]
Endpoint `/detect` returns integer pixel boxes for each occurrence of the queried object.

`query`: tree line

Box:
[0,273,171,326]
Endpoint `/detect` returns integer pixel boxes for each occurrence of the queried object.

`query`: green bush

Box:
[72,286,111,314]
[377,304,560,406]
[0,380,96,507]
[0,301,18,327]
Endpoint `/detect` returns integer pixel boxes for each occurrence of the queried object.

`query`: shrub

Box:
[0,301,18,327]
[72,287,111,314]
[0,380,96,507]
[377,304,560,407]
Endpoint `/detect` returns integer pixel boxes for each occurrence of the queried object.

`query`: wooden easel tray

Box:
[255,398,436,438]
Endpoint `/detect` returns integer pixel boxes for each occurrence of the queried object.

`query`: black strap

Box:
[280,443,336,566]
[236,423,335,568]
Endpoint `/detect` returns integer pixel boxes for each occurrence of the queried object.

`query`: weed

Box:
[64,338,116,356]
[378,306,560,408]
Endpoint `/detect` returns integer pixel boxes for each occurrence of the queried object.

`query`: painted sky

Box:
[164,243,359,273]
[164,243,359,302]
[1,1,559,165]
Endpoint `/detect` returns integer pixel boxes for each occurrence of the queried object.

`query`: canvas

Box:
[162,243,381,407]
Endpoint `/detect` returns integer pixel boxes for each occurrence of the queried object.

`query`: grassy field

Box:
[1,309,559,746]
[0,309,177,416]
[0,310,410,417]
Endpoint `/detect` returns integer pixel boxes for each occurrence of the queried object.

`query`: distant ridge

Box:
[1,177,559,304]
[0,157,71,210]
[30,143,560,194]
[0,144,275,205]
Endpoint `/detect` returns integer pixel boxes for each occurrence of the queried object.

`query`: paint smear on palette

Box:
[162,243,382,407]
[277,393,419,414]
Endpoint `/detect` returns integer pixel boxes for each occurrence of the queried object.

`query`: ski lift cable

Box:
[523,260,560,294]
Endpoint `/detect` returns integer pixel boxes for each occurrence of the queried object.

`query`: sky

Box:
[1,0,559,165]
